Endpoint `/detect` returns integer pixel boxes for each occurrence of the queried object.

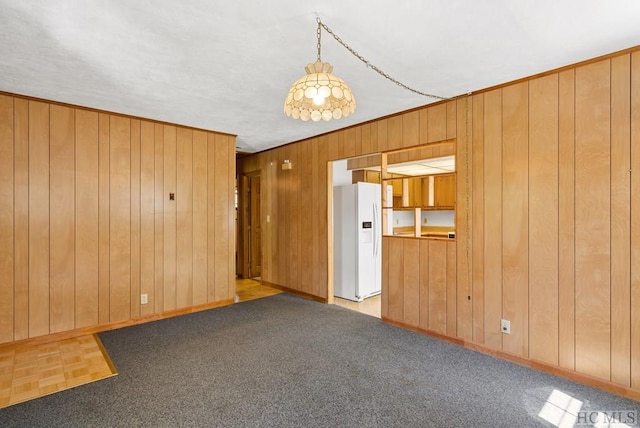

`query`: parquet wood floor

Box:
[0,278,281,409]
[0,334,117,408]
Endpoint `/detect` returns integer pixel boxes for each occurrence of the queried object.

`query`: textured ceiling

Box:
[1,1,639,153]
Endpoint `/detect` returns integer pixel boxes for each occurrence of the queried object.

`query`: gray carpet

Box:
[1,293,638,427]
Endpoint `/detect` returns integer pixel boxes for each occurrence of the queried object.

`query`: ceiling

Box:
[1,1,639,153]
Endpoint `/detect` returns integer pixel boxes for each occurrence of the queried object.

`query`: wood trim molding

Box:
[382,316,640,403]
[0,299,234,351]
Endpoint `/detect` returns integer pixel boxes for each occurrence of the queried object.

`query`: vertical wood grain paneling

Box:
[49,105,75,333]
[403,239,420,327]
[228,135,235,299]
[611,54,631,386]
[176,128,193,308]
[139,121,155,316]
[192,130,208,305]
[387,238,404,321]
[419,239,430,330]
[446,241,457,336]
[631,51,640,389]
[528,74,559,365]
[207,133,216,301]
[418,108,429,145]
[299,140,313,294]
[387,115,402,151]
[558,69,576,370]
[154,123,164,313]
[287,144,299,291]
[369,121,379,154]
[446,100,457,139]
[428,103,447,142]
[98,113,110,323]
[214,133,230,300]
[311,139,321,296]
[360,123,372,156]
[471,93,485,344]
[28,101,50,337]
[130,119,141,318]
[317,138,329,298]
[381,236,390,319]
[575,60,611,381]
[428,240,447,334]
[13,98,29,340]
[403,110,419,149]
[0,95,14,342]
[343,127,356,158]
[109,115,131,322]
[456,96,473,340]
[377,119,388,152]
[501,82,529,357]
[163,125,177,310]
[75,110,99,328]
[483,89,503,349]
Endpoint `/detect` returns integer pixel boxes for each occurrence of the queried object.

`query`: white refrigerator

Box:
[334,182,391,302]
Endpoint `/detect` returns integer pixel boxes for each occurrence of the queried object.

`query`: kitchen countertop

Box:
[391,226,455,240]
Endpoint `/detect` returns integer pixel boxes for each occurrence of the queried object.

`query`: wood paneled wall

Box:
[238,47,640,395]
[0,94,236,344]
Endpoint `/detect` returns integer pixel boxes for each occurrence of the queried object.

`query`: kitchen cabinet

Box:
[434,174,455,208]
[351,169,381,184]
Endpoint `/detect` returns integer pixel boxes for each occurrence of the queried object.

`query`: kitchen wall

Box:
[237,46,640,398]
[393,210,455,227]
[0,94,236,344]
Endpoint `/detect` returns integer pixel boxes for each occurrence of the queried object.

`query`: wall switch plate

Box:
[501,319,510,334]
[141,294,148,305]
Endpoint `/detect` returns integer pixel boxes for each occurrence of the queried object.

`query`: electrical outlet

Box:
[423,217,427,224]
[501,319,511,334]
[141,293,148,305]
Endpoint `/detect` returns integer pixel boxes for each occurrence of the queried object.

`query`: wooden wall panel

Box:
[207,133,217,301]
[287,144,299,291]
[130,120,141,318]
[419,239,430,330]
[154,123,165,312]
[483,89,503,349]
[311,139,321,296]
[0,95,14,342]
[471,93,485,344]
[528,74,559,365]
[360,123,372,156]
[109,115,131,322]
[501,82,529,357]
[558,69,576,371]
[75,110,99,328]
[632,51,640,389]
[611,54,631,386]
[28,101,50,337]
[214,133,230,300]
[611,55,631,386]
[13,98,29,341]
[387,115,402,151]
[228,135,235,298]
[343,127,356,158]
[381,236,390,319]
[418,108,429,145]
[446,241,457,337]
[377,119,388,152]
[299,140,313,294]
[446,100,457,139]
[49,105,75,333]
[403,239,420,327]
[427,103,447,142]
[456,96,472,340]
[192,130,208,306]
[574,60,611,381]
[317,139,329,299]
[163,126,177,310]
[98,113,110,323]
[176,128,193,308]
[139,121,155,316]
[387,238,404,321]
[428,240,447,334]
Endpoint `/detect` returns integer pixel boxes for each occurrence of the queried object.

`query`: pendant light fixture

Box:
[284,17,356,122]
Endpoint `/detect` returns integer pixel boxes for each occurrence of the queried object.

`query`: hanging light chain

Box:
[317,17,447,101]
[316,19,322,63]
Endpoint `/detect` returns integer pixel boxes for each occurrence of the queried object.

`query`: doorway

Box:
[238,170,262,279]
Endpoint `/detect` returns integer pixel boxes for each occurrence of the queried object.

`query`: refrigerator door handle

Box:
[372,201,378,256]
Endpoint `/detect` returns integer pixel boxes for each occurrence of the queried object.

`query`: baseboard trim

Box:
[0,298,235,350]
[261,281,328,304]
[382,317,640,403]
